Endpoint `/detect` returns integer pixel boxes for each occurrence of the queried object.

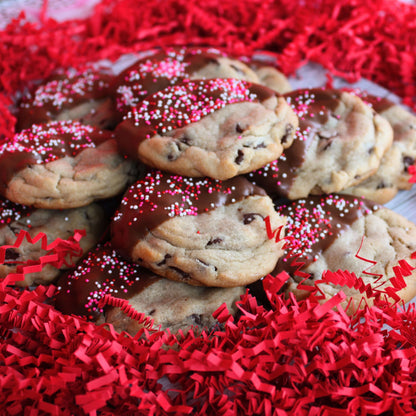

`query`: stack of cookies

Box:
[3,46,416,333]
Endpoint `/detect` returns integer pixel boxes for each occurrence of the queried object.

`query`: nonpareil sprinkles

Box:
[285,89,342,143]
[115,47,226,111]
[128,78,259,137]
[247,159,281,183]
[115,171,234,223]
[0,121,104,163]
[55,243,154,320]
[22,68,110,110]
[278,194,378,262]
[116,49,189,110]
[0,198,32,227]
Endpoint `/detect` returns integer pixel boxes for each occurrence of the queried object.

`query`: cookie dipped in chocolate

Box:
[0,197,34,267]
[54,242,161,321]
[0,197,34,228]
[111,170,267,262]
[339,89,416,202]
[112,169,286,287]
[114,78,277,159]
[16,68,117,131]
[341,88,395,114]
[274,194,378,277]
[249,89,343,197]
[0,121,115,196]
[112,46,260,115]
[247,88,393,199]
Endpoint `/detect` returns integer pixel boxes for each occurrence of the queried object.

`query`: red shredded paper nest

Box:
[1,0,416,414]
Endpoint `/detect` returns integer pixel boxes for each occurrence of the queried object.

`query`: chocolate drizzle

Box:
[111,171,267,260]
[115,77,276,158]
[54,243,161,320]
[0,121,114,192]
[274,194,378,275]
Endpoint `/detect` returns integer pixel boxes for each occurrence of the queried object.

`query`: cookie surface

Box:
[16,67,118,131]
[115,78,298,180]
[54,243,244,333]
[253,65,292,94]
[0,121,138,209]
[247,89,393,199]
[275,194,416,309]
[0,199,106,286]
[248,57,292,94]
[342,94,416,203]
[112,47,261,115]
[111,171,286,287]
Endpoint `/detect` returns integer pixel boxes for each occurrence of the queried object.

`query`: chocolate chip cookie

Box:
[0,198,106,286]
[275,194,416,309]
[342,93,416,203]
[16,67,118,131]
[115,78,297,180]
[111,171,286,287]
[247,89,393,199]
[54,243,244,333]
[0,121,138,209]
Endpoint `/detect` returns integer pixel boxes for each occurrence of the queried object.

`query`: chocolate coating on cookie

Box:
[278,89,343,194]
[0,198,34,229]
[113,47,231,112]
[111,170,267,259]
[16,68,114,130]
[246,89,343,195]
[54,243,161,320]
[0,121,114,193]
[115,78,276,157]
[275,194,378,274]
[343,89,395,114]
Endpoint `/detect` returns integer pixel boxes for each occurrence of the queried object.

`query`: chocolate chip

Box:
[236,123,244,133]
[316,135,333,151]
[368,146,375,154]
[235,149,244,165]
[281,123,293,144]
[207,57,220,66]
[169,266,191,280]
[230,64,245,75]
[168,141,187,161]
[191,314,203,326]
[254,142,266,149]
[5,249,19,261]
[207,237,223,246]
[403,156,415,171]
[149,309,156,315]
[243,213,263,224]
[157,254,171,266]
[376,182,386,189]
[196,258,209,267]
[179,136,192,145]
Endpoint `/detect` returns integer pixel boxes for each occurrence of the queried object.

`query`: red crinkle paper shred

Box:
[1,0,416,414]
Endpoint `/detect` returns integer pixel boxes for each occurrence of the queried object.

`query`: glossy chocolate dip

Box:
[111,170,267,260]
